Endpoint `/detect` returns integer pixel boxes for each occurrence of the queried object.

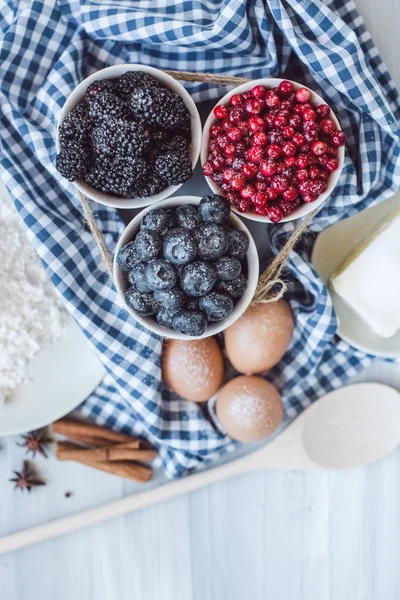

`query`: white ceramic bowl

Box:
[113,196,259,340]
[56,64,202,209]
[201,78,345,223]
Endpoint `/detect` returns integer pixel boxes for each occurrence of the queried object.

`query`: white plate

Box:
[311,194,400,358]
[0,318,105,436]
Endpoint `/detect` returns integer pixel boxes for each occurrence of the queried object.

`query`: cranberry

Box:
[225,157,234,166]
[304,128,319,143]
[278,80,294,95]
[208,139,218,153]
[273,114,287,128]
[266,187,279,201]
[331,130,347,147]
[232,157,245,171]
[242,91,252,100]
[282,142,296,157]
[300,143,311,154]
[280,197,303,216]
[296,154,309,169]
[308,179,327,195]
[296,168,309,182]
[317,155,329,166]
[253,204,269,216]
[293,104,305,114]
[220,182,230,193]
[237,198,252,213]
[311,140,328,156]
[242,162,258,179]
[289,114,302,130]
[275,161,285,174]
[226,127,242,143]
[213,172,223,185]
[309,166,320,179]
[268,131,283,145]
[256,171,267,182]
[237,120,248,132]
[282,186,298,202]
[295,88,311,103]
[301,102,313,112]
[224,143,236,156]
[284,156,296,167]
[248,116,265,132]
[252,85,266,99]
[222,168,235,183]
[264,113,275,128]
[283,126,295,139]
[214,105,228,119]
[210,124,223,138]
[221,118,231,131]
[303,108,316,122]
[252,131,268,146]
[283,166,296,180]
[266,144,282,159]
[234,142,247,157]
[319,169,330,181]
[252,192,267,206]
[326,158,339,172]
[203,161,214,176]
[271,175,289,193]
[260,160,277,177]
[211,155,225,171]
[230,94,243,107]
[230,173,245,190]
[247,146,264,163]
[320,118,336,135]
[292,133,305,146]
[243,135,253,147]
[266,205,284,222]
[255,181,268,193]
[302,194,318,203]
[244,99,263,115]
[264,91,280,108]
[240,185,255,199]
[316,104,330,119]
[229,107,245,124]
[327,146,338,157]
[216,135,227,150]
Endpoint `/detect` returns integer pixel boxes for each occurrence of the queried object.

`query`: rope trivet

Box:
[76,69,318,302]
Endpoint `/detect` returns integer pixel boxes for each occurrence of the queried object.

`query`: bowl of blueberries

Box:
[114,194,259,339]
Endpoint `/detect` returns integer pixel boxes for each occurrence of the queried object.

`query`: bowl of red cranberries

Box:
[114,195,259,339]
[56,64,202,209]
[201,78,346,223]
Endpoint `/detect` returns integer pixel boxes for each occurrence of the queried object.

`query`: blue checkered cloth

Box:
[1,0,399,478]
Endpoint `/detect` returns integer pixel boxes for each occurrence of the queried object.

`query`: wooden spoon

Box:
[1,383,399,554]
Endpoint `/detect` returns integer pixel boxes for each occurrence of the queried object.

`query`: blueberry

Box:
[215,256,242,281]
[116,242,140,272]
[156,307,178,328]
[216,274,248,298]
[127,263,152,293]
[172,310,208,337]
[185,297,200,311]
[175,205,200,230]
[154,287,186,311]
[199,292,233,321]
[197,224,228,260]
[180,261,217,297]
[141,208,170,235]
[145,259,177,291]
[163,228,197,266]
[227,229,249,260]
[198,194,230,225]
[125,287,156,316]
[166,208,178,230]
[135,230,162,262]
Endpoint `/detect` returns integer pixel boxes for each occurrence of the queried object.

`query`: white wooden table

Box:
[1,1,400,598]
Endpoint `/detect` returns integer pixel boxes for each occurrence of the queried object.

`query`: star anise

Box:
[17,428,53,458]
[9,461,46,492]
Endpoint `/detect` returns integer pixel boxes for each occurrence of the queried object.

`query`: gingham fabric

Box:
[1,0,399,478]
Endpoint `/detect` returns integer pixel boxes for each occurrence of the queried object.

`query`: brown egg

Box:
[224,299,294,374]
[216,375,283,443]
[162,337,224,402]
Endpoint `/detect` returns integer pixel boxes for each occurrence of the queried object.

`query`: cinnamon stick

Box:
[54,433,142,449]
[56,441,157,463]
[52,419,137,444]
[56,442,152,483]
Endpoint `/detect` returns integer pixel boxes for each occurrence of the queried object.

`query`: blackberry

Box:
[116,71,160,98]
[92,119,151,158]
[155,151,192,186]
[130,87,189,130]
[137,171,166,197]
[88,92,129,123]
[56,148,91,182]
[58,103,91,150]
[85,156,148,197]
[86,79,116,101]
[160,135,190,155]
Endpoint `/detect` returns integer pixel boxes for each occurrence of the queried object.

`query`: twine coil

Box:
[76,69,317,303]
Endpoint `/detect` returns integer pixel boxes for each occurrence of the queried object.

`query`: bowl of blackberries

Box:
[201,78,345,223]
[56,64,202,208]
[114,195,259,339]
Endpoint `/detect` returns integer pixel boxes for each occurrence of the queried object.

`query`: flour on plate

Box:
[0,198,67,398]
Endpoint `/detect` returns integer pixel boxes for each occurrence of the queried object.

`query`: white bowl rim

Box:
[201,77,345,224]
[56,64,202,209]
[113,195,259,340]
